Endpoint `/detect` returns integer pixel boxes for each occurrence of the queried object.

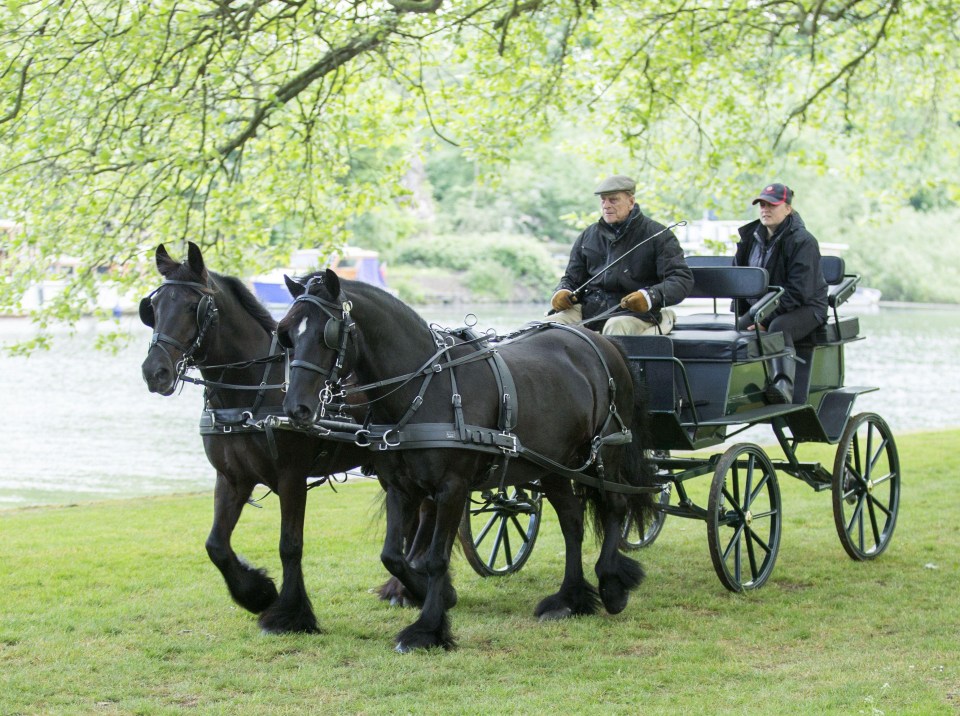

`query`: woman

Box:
[735,183,828,403]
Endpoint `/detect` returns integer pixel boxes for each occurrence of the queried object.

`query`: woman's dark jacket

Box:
[556,205,693,322]
[734,211,828,326]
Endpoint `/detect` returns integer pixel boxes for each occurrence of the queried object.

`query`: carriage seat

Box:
[673,264,776,332]
[669,328,785,361]
[801,256,861,345]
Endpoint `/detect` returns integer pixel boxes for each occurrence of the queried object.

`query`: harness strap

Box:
[352,421,656,495]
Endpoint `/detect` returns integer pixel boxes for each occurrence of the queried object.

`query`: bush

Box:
[846,208,960,303]
[390,233,558,299]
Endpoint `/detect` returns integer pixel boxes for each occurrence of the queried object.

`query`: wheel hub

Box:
[744,510,753,526]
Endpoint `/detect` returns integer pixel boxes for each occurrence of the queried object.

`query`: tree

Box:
[1,0,956,333]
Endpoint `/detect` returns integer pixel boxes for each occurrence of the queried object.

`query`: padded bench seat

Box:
[668,329,785,361]
[807,316,860,344]
[673,312,735,331]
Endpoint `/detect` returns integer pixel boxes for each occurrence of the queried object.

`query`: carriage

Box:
[458,255,900,592]
[141,242,899,649]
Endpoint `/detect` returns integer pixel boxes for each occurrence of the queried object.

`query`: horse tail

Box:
[582,377,657,545]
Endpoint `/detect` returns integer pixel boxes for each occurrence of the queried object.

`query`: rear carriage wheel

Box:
[620,483,671,550]
[832,412,901,560]
[458,485,542,577]
[707,444,782,592]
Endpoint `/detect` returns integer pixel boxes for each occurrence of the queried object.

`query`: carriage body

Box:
[603,257,900,591]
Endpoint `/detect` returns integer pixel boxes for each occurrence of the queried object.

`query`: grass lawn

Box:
[1,429,958,715]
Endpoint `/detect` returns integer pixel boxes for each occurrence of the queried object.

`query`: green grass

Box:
[2,430,959,715]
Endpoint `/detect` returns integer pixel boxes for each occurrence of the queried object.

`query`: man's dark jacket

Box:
[734,211,828,326]
[557,205,693,322]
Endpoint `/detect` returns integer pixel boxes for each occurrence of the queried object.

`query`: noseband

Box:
[140,280,218,376]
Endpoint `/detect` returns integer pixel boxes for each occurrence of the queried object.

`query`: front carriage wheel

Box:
[458,485,542,577]
[620,483,671,550]
[832,412,901,560]
[707,444,782,592]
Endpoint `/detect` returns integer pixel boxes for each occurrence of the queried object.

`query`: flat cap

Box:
[593,175,637,195]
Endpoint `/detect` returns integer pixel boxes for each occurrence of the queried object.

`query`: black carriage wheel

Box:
[832,412,901,561]
[620,483,671,550]
[458,485,542,577]
[707,444,782,592]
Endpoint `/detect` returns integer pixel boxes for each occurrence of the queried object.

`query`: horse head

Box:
[139,242,219,395]
[278,268,357,428]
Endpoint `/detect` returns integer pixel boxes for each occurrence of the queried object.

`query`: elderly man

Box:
[550,175,693,335]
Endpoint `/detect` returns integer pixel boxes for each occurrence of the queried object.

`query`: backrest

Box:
[686,255,734,268]
[688,266,769,300]
[820,255,845,285]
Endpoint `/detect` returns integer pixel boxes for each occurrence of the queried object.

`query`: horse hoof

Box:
[538,606,573,622]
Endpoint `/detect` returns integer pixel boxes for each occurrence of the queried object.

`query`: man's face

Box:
[599,191,635,224]
[757,200,792,232]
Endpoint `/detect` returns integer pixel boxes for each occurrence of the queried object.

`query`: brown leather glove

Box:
[620,290,651,313]
[551,289,576,312]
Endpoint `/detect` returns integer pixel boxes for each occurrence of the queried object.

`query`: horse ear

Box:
[284,274,306,298]
[186,242,207,279]
[324,268,341,297]
[155,244,178,276]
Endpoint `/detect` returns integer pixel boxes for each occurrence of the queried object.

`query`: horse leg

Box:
[205,471,279,614]
[258,473,320,634]
[380,487,432,606]
[395,480,466,652]
[594,493,645,615]
[534,479,600,621]
[377,498,457,608]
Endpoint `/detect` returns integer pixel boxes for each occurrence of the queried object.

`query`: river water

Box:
[1,303,958,509]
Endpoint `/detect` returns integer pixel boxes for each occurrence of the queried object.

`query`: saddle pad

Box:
[669,329,785,361]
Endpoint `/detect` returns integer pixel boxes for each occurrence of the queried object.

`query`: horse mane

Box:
[280,270,429,339]
[165,259,276,334]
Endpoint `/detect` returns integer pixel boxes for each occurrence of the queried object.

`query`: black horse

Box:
[140,242,392,633]
[278,269,654,651]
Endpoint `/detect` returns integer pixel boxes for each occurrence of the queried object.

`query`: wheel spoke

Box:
[742,526,759,579]
[508,514,532,544]
[473,511,499,546]
[865,494,882,549]
[871,470,895,488]
[486,517,507,569]
[721,523,745,561]
[748,472,772,507]
[742,456,754,510]
[845,493,866,535]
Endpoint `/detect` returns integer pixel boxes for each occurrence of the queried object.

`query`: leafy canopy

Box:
[1,0,956,330]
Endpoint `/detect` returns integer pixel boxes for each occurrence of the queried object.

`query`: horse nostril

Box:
[290,404,314,425]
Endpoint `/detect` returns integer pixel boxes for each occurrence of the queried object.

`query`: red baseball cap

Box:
[752,183,794,205]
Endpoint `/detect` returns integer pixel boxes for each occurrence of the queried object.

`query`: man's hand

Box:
[551,289,576,312]
[620,290,651,313]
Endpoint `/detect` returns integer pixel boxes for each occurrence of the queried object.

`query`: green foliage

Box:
[1,0,958,334]
[846,208,960,303]
[1,429,959,713]
[391,232,557,301]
